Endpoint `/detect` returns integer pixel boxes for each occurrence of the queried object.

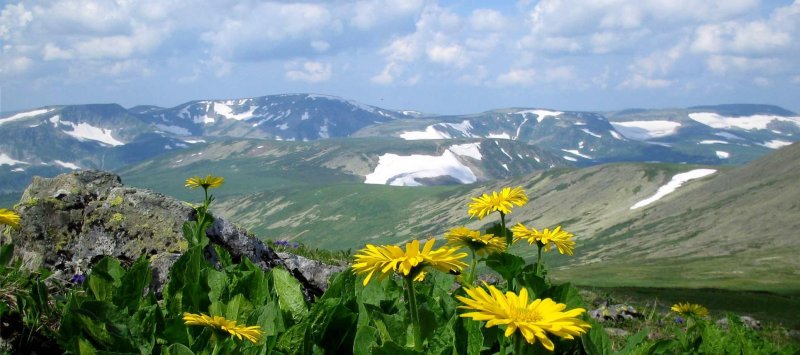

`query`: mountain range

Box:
[2,93,799,292]
[1,94,797,196]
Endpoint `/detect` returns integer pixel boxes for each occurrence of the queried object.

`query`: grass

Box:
[582,286,800,330]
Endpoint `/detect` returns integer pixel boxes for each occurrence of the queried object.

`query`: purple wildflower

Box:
[70,274,86,284]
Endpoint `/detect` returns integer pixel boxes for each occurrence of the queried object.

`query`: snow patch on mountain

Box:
[760,139,793,149]
[562,149,592,159]
[517,109,563,122]
[610,130,624,140]
[563,156,577,162]
[400,126,449,140]
[581,129,602,138]
[487,133,511,139]
[610,121,682,140]
[716,151,730,159]
[689,112,800,130]
[54,160,81,170]
[365,150,476,186]
[631,169,717,210]
[59,120,125,146]
[156,124,192,136]
[0,153,27,166]
[715,132,743,140]
[449,143,482,160]
[699,140,728,145]
[0,108,56,125]
[214,103,257,121]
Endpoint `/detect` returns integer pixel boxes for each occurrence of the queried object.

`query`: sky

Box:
[1,0,799,115]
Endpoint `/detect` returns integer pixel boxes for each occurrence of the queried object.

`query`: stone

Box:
[716,315,762,331]
[589,302,642,322]
[5,170,342,300]
[604,327,630,337]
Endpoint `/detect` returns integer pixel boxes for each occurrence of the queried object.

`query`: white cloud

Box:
[620,74,673,89]
[496,68,535,86]
[0,3,33,40]
[285,61,332,83]
[426,43,468,67]
[753,77,770,87]
[0,56,33,76]
[310,40,330,52]
[469,9,506,32]
[43,43,72,60]
[691,22,792,54]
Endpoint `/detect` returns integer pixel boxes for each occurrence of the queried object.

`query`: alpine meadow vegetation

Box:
[0,180,797,354]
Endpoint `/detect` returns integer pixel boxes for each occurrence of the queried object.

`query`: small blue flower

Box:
[675,316,685,324]
[70,274,86,284]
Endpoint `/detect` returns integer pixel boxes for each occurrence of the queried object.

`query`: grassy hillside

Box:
[119,140,800,293]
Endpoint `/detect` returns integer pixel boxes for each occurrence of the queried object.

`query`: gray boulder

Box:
[4,170,341,298]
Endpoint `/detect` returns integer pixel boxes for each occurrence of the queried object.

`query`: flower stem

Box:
[500,212,510,246]
[535,243,544,277]
[513,333,525,355]
[404,276,423,351]
[466,249,477,285]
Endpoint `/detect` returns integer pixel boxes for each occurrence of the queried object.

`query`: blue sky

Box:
[1,0,798,114]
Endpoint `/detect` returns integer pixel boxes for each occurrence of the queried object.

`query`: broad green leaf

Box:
[371,340,423,355]
[453,316,483,355]
[515,267,548,298]
[162,343,195,355]
[353,325,379,355]
[275,322,311,355]
[163,246,206,315]
[203,268,228,305]
[88,257,125,301]
[224,294,254,322]
[542,283,584,310]
[78,337,98,355]
[485,253,525,284]
[212,244,233,268]
[0,243,13,266]
[581,319,612,355]
[113,256,152,314]
[616,327,650,355]
[272,268,308,323]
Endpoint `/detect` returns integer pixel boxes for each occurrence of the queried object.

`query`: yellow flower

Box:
[457,283,590,351]
[468,186,528,219]
[671,303,709,318]
[352,239,468,286]
[182,312,262,343]
[512,223,575,256]
[185,175,224,189]
[0,208,21,229]
[445,226,506,256]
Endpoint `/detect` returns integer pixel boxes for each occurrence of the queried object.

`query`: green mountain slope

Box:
[119,137,800,292]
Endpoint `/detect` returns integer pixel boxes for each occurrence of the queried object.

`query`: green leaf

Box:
[581,319,612,355]
[87,257,125,301]
[78,337,98,355]
[113,256,152,314]
[224,294,254,322]
[275,322,311,355]
[515,266,549,298]
[0,243,13,266]
[353,325,379,355]
[371,340,423,355]
[485,252,525,283]
[163,246,206,316]
[542,283,584,310]
[212,244,234,268]
[453,316,483,355]
[162,343,195,355]
[272,268,308,323]
[616,327,650,355]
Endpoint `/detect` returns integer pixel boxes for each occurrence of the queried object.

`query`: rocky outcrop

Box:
[5,170,341,298]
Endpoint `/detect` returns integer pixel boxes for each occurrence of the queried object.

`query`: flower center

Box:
[511,307,543,322]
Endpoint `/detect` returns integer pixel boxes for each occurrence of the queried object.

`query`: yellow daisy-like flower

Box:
[182,312,263,343]
[445,226,506,256]
[457,283,590,351]
[511,223,576,256]
[0,208,21,229]
[185,175,224,189]
[352,239,468,286]
[468,186,528,219]
[671,303,709,318]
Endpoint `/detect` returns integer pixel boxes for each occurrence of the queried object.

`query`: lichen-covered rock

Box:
[589,302,643,322]
[6,170,341,298]
[277,252,347,298]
